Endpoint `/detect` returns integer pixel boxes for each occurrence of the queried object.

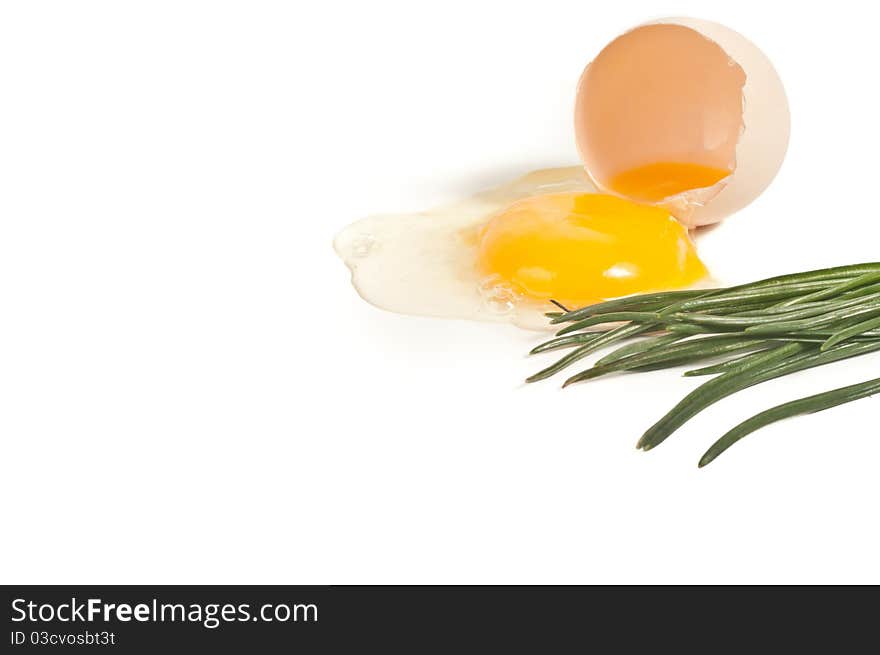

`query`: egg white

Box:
[334,167,598,329]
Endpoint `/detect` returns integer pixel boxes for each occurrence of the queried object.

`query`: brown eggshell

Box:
[575,18,790,227]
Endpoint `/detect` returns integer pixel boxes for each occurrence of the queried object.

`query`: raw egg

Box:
[335,168,708,328]
[336,18,789,326]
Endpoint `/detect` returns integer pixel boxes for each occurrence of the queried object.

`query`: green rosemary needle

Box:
[699,376,880,467]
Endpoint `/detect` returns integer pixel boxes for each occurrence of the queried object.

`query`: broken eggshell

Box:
[574,17,790,227]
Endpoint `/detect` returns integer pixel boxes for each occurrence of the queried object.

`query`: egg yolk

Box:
[606,162,731,203]
[476,193,707,307]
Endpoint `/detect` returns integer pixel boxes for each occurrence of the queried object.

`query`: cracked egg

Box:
[335,18,789,328]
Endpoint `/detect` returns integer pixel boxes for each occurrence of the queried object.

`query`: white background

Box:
[2,0,879,584]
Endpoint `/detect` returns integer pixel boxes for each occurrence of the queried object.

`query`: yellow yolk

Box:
[606,162,731,203]
[476,193,707,307]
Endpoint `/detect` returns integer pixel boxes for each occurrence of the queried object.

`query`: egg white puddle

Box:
[334,167,608,330]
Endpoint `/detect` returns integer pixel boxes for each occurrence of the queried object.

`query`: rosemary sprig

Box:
[526,263,880,466]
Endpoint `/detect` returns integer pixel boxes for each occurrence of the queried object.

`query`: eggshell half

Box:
[574,18,790,227]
